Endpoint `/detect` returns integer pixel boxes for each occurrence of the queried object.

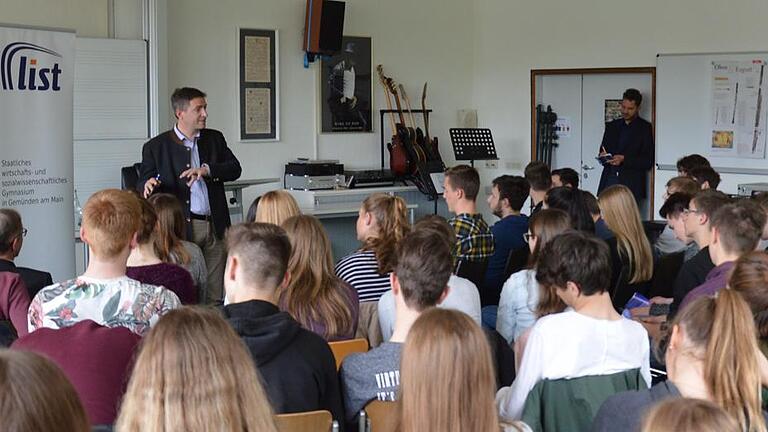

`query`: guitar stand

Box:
[449,128,499,167]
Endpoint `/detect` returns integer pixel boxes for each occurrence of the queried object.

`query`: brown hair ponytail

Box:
[673,290,766,432]
[361,193,411,274]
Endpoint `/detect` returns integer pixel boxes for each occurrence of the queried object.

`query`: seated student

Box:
[524,161,552,216]
[221,223,342,421]
[281,215,358,341]
[690,166,721,190]
[729,252,768,358]
[398,308,528,432]
[593,289,765,432]
[598,185,654,310]
[340,228,451,425]
[335,193,410,346]
[667,190,731,318]
[443,165,495,269]
[28,189,180,336]
[0,273,30,339]
[676,153,711,177]
[679,199,765,310]
[378,216,482,340]
[484,175,530,314]
[127,198,197,304]
[13,320,141,426]
[658,193,698,261]
[753,192,768,250]
[148,193,208,302]
[583,190,614,240]
[551,167,579,189]
[253,189,301,225]
[544,186,595,232]
[656,177,700,255]
[116,307,278,432]
[496,231,650,421]
[497,209,571,346]
[0,209,52,299]
[0,350,90,432]
[641,398,740,432]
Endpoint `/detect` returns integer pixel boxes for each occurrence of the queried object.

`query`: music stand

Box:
[449,128,498,167]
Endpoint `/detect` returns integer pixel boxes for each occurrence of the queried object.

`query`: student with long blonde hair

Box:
[598,184,653,310]
[253,190,301,225]
[593,289,767,432]
[281,215,358,341]
[0,349,90,432]
[399,308,529,432]
[116,307,278,432]
[640,398,739,432]
[335,193,410,346]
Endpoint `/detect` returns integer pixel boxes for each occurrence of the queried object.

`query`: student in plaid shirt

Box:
[443,165,495,269]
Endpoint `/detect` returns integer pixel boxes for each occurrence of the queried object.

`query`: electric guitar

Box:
[375,65,409,176]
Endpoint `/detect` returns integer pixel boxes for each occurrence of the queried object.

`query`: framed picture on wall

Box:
[238,28,279,141]
[320,36,372,133]
[604,99,623,124]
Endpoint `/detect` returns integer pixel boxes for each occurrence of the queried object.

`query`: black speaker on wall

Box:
[303,0,345,57]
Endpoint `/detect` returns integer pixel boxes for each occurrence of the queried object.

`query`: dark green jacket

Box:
[521,368,645,432]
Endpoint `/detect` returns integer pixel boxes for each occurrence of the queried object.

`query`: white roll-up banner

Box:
[0,25,76,281]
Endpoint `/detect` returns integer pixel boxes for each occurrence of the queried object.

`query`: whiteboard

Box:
[656,52,768,173]
[73,37,148,204]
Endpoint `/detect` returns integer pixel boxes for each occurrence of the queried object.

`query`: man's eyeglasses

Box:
[682,208,702,216]
[19,228,27,238]
[523,232,535,243]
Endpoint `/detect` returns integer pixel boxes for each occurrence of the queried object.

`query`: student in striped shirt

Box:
[335,193,410,347]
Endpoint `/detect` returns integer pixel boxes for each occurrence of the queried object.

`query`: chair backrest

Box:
[329,338,368,370]
[521,368,644,432]
[120,163,141,192]
[456,259,490,303]
[648,251,684,298]
[504,247,530,281]
[275,410,336,432]
[363,400,398,432]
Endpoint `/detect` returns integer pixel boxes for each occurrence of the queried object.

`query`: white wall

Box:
[0,0,109,37]
[165,0,476,208]
[472,0,768,212]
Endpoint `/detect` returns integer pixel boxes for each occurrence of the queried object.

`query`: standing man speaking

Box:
[139,87,242,303]
[597,88,654,205]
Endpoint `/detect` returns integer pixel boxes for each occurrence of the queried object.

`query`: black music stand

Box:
[449,128,498,167]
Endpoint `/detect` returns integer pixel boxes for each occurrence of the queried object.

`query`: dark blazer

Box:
[138,129,242,239]
[0,259,52,299]
[598,117,654,200]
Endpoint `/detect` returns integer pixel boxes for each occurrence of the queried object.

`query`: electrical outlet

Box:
[485,159,499,169]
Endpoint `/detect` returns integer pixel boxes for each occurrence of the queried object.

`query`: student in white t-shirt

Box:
[496,230,650,422]
[377,216,482,340]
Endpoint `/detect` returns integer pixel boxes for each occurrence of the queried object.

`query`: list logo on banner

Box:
[1,42,64,91]
[0,26,76,281]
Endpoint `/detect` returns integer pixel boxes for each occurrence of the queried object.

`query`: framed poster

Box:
[239,28,278,141]
[321,36,372,133]
[604,99,623,123]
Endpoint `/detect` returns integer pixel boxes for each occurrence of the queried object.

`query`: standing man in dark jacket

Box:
[139,87,242,303]
[598,88,654,204]
[221,222,344,427]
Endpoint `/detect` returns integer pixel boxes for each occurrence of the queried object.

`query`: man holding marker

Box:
[597,88,654,204]
[138,87,242,303]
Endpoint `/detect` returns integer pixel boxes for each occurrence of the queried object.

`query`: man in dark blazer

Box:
[597,88,654,204]
[0,209,53,299]
[138,87,242,303]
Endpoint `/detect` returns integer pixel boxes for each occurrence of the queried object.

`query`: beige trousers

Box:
[190,219,226,304]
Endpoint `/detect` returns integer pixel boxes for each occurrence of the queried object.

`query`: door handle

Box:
[582,164,595,171]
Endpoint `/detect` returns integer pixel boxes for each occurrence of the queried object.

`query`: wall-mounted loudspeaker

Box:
[303,0,345,56]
